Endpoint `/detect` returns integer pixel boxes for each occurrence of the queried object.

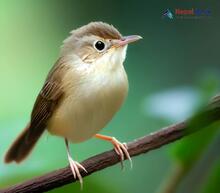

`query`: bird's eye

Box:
[94,40,105,52]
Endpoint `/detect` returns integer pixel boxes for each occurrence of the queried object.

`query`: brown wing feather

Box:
[5,59,67,163]
[28,81,63,137]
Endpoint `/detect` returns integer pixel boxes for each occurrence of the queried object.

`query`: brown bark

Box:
[1,95,220,193]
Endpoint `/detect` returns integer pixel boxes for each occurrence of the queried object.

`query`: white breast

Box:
[48,48,128,143]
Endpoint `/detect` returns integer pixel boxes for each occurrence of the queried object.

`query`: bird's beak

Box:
[112,35,142,47]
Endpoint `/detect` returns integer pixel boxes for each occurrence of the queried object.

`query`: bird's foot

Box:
[65,138,87,189]
[111,137,132,169]
[67,153,87,189]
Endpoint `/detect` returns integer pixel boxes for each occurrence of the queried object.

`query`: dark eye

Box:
[94,40,105,52]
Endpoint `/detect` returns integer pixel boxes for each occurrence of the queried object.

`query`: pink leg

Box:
[95,134,132,169]
[65,139,87,189]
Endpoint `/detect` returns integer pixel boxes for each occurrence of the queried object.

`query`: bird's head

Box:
[61,22,142,68]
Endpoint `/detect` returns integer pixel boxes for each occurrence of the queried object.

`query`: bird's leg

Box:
[95,134,132,169]
[64,138,87,189]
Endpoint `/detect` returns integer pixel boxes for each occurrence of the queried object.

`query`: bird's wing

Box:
[4,59,69,163]
[27,59,67,140]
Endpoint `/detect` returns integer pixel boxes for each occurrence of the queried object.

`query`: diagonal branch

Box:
[2,95,220,193]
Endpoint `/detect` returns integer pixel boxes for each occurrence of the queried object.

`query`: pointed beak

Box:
[112,35,143,47]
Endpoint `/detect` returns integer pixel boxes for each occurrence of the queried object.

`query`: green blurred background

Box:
[1,0,220,193]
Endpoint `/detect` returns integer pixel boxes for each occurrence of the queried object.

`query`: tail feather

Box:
[4,124,44,163]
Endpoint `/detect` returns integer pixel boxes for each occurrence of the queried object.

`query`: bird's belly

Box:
[47,71,128,143]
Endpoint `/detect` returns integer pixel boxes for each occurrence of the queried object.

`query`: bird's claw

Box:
[111,137,132,169]
[65,139,87,189]
[67,154,87,189]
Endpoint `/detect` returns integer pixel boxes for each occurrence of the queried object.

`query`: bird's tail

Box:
[4,124,44,163]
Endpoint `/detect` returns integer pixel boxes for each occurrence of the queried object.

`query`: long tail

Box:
[4,124,44,163]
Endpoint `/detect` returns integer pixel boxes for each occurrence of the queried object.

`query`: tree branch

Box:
[2,95,220,193]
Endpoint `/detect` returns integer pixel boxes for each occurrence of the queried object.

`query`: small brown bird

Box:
[4,21,142,186]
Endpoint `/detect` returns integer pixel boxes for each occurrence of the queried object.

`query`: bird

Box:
[4,21,142,186]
